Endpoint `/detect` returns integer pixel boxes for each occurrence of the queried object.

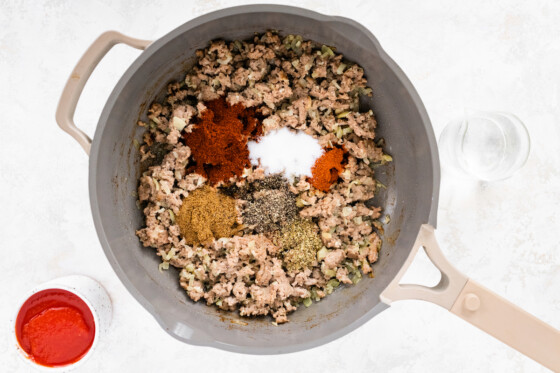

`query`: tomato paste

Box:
[15,289,95,367]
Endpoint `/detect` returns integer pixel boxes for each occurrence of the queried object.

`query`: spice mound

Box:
[279,218,323,272]
[309,147,347,192]
[185,97,262,185]
[244,189,298,234]
[248,127,323,177]
[225,174,299,234]
[176,185,238,246]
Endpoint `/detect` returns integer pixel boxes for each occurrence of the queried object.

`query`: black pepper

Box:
[244,189,298,233]
[224,174,299,234]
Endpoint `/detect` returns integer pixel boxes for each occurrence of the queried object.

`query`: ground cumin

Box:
[176,186,238,246]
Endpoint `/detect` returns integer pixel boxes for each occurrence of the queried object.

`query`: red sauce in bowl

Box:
[15,289,96,367]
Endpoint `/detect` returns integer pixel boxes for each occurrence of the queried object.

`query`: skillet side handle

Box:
[381,224,560,371]
[55,31,151,155]
[451,280,560,371]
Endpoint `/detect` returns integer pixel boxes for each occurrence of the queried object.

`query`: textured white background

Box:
[1,0,559,372]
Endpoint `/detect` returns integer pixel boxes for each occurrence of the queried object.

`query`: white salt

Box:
[248,128,323,178]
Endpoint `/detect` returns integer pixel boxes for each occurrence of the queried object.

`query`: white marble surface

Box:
[1,0,559,371]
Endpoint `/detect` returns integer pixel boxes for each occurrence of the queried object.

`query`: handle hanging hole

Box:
[398,246,442,288]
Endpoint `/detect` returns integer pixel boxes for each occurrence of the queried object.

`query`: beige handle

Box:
[451,279,560,371]
[55,31,151,155]
[381,224,560,371]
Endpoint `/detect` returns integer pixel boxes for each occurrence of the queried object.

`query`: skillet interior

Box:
[89,5,439,354]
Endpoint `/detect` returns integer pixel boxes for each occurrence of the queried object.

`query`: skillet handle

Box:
[380,224,468,308]
[451,279,560,371]
[381,224,560,371]
[55,31,151,155]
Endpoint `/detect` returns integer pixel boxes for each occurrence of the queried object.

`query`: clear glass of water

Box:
[438,111,530,181]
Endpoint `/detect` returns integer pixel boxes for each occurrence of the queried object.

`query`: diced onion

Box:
[317,247,329,261]
[172,116,187,131]
[336,63,347,75]
[158,261,169,272]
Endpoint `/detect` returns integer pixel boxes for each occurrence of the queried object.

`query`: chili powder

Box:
[184,97,262,185]
[309,147,347,192]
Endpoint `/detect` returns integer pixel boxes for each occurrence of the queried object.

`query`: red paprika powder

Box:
[309,147,347,192]
[184,98,262,185]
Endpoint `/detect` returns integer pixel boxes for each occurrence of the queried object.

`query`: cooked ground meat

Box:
[136,31,388,324]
